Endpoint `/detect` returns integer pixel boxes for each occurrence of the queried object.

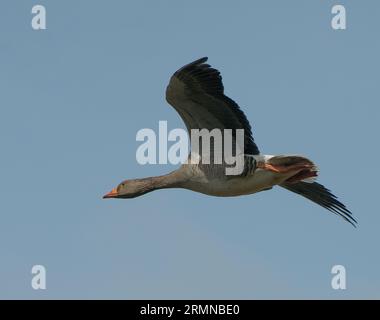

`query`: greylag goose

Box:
[103,57,356,227]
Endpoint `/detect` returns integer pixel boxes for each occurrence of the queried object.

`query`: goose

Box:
[103,57,356,227]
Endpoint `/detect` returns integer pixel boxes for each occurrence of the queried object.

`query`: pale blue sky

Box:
[0,0,379,299]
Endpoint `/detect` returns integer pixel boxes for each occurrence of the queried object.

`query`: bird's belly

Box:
[189,169,292,197]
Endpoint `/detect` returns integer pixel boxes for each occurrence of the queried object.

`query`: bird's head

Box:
[103,179,153,199]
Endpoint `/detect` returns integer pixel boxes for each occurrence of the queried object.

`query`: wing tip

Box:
[193,56,208,64]
[281,181,358,228]
[176,57,208,73]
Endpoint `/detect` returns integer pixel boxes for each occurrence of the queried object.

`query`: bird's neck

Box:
[137,170,187,194]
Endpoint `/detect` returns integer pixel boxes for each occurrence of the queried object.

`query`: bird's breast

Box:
[183,168,291,197]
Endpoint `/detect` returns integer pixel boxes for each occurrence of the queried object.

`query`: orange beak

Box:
[103,188,118,199]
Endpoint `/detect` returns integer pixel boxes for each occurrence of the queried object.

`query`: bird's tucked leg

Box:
[257,155,318,183]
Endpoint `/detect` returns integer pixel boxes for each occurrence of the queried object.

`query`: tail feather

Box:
[280,181,357,227]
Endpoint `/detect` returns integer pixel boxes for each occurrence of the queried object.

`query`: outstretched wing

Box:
[166,57,259,155]
[281,181,357,227]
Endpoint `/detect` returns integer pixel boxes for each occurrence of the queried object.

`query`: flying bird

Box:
[103,57,356,227]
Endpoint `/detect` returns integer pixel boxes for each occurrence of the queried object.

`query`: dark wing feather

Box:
[166,57,259,155]
[281,181,357,227]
